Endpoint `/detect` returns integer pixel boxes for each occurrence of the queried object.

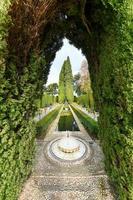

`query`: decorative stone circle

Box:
[46,136,91,165]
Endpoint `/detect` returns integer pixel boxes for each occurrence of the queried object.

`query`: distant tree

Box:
[79,59,94,110]
[59,56,74,103]
[47,83,58,95]
[73,73,81,96]
[80,60,90,93]
[65,56,74,103]
[43,85,47,92]
[59,63,66,103]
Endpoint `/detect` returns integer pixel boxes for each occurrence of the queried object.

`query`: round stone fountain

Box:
[47,132,90,164]
[58,133,80,153]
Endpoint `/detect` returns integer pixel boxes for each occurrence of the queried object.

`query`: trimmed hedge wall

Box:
[76,94,89,109]
[36,93,56,108]
[0,2,46,199]
[87,1,133,199]
[0,55,45,200]
[0,0,133,199]
[36,106,61,139]
[71,105,98,138]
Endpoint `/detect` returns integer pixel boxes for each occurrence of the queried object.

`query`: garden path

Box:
[19,106,114,200]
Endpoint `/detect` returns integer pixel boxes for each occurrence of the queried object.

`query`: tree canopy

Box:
[46,83,58,95]
[74,60,94,110]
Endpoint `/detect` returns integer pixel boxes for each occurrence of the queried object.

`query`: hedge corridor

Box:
[0,0,133,199]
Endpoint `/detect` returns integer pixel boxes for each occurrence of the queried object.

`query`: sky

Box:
[47,38,85,85]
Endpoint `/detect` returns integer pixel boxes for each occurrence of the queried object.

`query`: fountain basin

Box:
[47,135,90,164]
[58,135,80,153]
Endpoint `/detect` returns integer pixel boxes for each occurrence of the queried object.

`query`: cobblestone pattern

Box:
[19,107,115,200]
[19,174,114,200]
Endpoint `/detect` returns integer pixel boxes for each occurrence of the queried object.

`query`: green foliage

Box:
[46,83,58,95]
[65,57,74,103]
[73,73,81,96]
[0,2,46,195]
[41,93,55,107]
[58,63,66,103]
[36,106,61,139]
[0,51,46,199]
[36,93,56,108]
[0,0,12,53]
[77,94,94,111]
[88,1,133,199]
[71,105,98,137]
[74,60,94,110]
[77,94,88,108]
[59,56,74,103]
[0,0,133,199]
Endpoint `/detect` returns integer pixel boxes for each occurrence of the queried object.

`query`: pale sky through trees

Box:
[47,38,85,85]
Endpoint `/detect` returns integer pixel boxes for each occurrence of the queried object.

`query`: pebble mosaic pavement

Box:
[19,106,115,200]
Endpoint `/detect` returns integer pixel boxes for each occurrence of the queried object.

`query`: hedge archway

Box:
[0,0,133,199]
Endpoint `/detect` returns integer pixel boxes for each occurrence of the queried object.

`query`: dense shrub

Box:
[0,0,132,199]
[36,106,61,139]
[77,94,89,109]
[36,93,56,108]
[71,105,98,138]
[87,1,133,198]
[0,2,46,198]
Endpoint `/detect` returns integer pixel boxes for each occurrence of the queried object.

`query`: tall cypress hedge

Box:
[59,56,74,103]
[58,62,66,103]
[65,56,74,103]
